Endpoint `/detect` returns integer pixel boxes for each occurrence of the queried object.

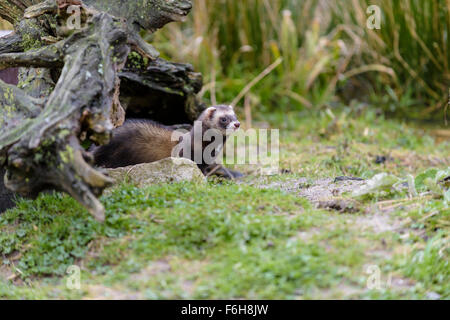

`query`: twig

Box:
[341,64,396,81]
[393,30,440,100]
[282,90,313,109]
[382,202,420,212]
[244,94,252,129]
[205,164,221,177]
[210,60,217,105]
[376,194,433,206]
[231,57,282,107]
[418,210,439,223]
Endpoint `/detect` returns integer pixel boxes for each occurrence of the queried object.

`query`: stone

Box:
[426,292,441,300]
[106,157,206,188]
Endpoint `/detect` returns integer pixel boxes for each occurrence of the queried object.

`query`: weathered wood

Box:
[0,1,37,24]
[0,10,129,220]
[0,0,204,219]
[0,33,23,54]
[83,0,192,32]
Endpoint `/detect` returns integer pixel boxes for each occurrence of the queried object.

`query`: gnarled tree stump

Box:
[0,0,204,220]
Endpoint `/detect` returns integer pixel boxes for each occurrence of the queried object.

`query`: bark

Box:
[0,1,37,24]
[0,33,24,54]
[0,0,204,220]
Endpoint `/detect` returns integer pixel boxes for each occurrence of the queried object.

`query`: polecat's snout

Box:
[228,120,241,131]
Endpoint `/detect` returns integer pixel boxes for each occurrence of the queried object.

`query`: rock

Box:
[374,155,387,164]
[253,177,366,211]
[426,292,441,300]
[293,178,365,203]
[334,176,364,183]
[106,157,206,188]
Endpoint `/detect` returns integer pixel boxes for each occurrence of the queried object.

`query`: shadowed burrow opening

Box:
[119,77,193,126]
[0,68,18,85]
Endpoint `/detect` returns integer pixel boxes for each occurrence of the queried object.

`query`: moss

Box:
[58,130,70,140]
[17,76,33,90]
[59,145,74,164]
[126,51,149,70]
[19,18,46,52]
[33,153,43,163]
[0,87,18,127]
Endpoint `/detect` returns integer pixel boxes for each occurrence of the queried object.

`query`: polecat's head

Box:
[198,105,241,136]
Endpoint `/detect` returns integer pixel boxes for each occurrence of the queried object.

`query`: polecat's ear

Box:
[206,107,217,119]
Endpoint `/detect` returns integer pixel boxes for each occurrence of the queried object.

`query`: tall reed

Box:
[151,0,448,119]
[332,0,449,117]
[2,1,447,118]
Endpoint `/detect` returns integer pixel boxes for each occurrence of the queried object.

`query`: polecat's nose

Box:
[234,122,241,129]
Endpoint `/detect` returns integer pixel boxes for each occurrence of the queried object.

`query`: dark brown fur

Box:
[93,119,179,168]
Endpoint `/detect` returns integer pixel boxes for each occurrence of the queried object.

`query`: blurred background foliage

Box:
[1,1,448,120]
[148,0,449,121]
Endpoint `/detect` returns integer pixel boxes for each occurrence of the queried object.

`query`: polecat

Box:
[92,105,240,173]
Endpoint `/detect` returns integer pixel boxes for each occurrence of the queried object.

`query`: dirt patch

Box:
[317,199,361,213]
[296,178,365,203]
[0,264,18,282]
[354,212,404,234]
[255,176,365,210]
[293,228,322,242]
[309,282,364,299]
[128,257,209,297]
[130,260,172,281]
[84,285,141,300]
[0,251,26,284]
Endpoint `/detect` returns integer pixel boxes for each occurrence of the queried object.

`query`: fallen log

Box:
[0,0,204,220]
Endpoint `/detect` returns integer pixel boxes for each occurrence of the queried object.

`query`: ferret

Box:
[92,105,240,173]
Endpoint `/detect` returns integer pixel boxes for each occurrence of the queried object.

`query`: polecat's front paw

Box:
[203,164,244,179]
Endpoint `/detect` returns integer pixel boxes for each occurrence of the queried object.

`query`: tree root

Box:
[0,11,129,220]
[0,0,203,220]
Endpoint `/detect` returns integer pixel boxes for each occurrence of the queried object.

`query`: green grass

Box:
[0,111,448,299]
[258,107,449,179]
[1,0,448,300]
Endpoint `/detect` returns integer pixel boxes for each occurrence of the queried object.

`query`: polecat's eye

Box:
[220,117,227,123]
